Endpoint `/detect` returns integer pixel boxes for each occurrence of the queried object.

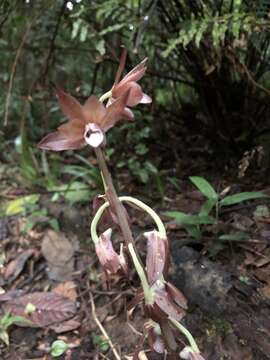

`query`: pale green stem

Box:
[119,196,167,239]
[91,196,167,243]
[128,243,153,303]
[90,195,167,303]
[169,317,200,353]
[91,201,108,244]
[99,90,112,103]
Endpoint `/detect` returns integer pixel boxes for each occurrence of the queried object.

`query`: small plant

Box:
[50,339,69,358]
[0,312,30,346]
[38,49,205,359]
[164,176,267,242]
[92,333,109,353]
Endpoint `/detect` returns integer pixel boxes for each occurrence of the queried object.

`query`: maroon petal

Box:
[145,231,166,285]
[95,229,121,274]
[123,107,134,121]
[154,287,185,321]
[101,89,130,131]
[58,119,84,140]
[148,327,165,354]
[82,95,106,124]
[127,82,144,107]
[166,282,188,310]
[113,82,143,107]
[55,88,85,122]
[122,58,148,84]
[38,131,85,151]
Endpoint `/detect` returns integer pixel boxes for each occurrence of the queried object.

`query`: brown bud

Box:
[95,229,123,274]
[144,230,167,285]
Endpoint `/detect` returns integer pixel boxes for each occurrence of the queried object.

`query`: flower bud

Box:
[95,228,127,275]
[144,230,167,285]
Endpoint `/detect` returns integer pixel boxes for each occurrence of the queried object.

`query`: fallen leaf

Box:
[41,230,75,281]
[0,289,25,302]
[3,292,77,327]
[4,249,34,282]
[53,281,77,302]
[259,286,270,300]
[49,315,81,333]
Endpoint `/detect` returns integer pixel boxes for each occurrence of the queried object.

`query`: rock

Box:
[171,246,234,315]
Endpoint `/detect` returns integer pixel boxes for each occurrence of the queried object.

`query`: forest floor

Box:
[0,148,270,360]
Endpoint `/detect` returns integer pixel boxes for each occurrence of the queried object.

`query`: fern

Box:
[162,6,269,58]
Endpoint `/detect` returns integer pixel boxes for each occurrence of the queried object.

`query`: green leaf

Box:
[5,195,40,216]
[48,218,59,231]
[220,192,267,206]
[52,181,91,204]
[164,211,215,225]
[96,39,106,56]
[0,330,9,346]
[99,23,126,36]
[185,224,201,239]
[50,340,68,357]
[199,199,216,216]
[219,233,249,241]
[189,176,218,200]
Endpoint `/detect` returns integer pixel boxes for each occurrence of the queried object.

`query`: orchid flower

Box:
[108,49,152,119]
[129,230,187,322]
[38,88,130,151]
[95,228,128,276]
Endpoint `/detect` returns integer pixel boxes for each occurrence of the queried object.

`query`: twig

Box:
[90,292,121,360]
[42,0,67,80]
[4,24,33,126]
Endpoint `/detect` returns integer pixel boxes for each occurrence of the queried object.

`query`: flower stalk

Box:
[169,317,200,354]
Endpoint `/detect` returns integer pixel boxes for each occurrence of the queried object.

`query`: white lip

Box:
[84,123,104,148]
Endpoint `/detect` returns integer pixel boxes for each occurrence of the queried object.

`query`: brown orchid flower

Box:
[95,228,128,276]
[38,87,130,151]
[129,231,187,322]
[109,49,152,119]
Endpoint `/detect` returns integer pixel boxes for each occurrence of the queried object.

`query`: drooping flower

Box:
[109,49,152,119]
[38,87,130,151]
[95,228,128,276]
[129,230,187,322]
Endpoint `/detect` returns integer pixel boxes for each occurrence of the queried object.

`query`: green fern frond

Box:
[162,7,269,58]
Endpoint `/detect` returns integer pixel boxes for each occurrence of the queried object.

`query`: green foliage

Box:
[164,176,268,245]
[0,312,31,346]
[5,195,40,216]
[92,333,109,353]
[189,176,218,201]
[50,340,69,358]
[220,191,267,206]
[163,1,269,57]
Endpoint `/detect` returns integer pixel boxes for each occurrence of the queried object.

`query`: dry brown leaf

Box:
[53,281,77,302]
[3,291,77,327]
[4,249,34,282]
[49,315,81,333]
[41,230,75,281]
[259,286,270,300]
[254,267,270,284]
